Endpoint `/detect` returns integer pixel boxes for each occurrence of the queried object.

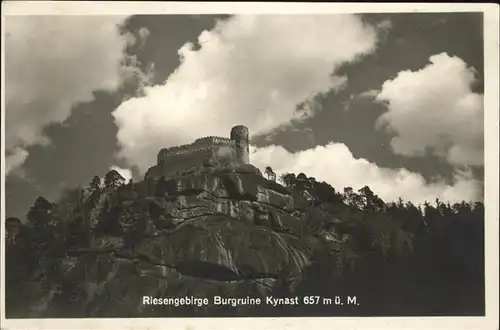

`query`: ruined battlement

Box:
[194,136,235,146]
[149,126,250,180]
[157,144,218,163]
[158,137,236,163]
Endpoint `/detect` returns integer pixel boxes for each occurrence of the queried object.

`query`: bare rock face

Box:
[15,166,346,317]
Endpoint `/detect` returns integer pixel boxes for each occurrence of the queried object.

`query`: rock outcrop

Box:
[8,164,355,317]
[5,161,486,318]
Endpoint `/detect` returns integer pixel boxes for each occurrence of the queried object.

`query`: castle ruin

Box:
[144,125,250,180]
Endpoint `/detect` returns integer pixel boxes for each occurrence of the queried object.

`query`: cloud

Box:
[4,15,146,174]
[375,53,483,167]
[251,143,482,204]
[118,54,155,100]
[358,89,380,99]
[377,19,392,32]
[137,27,150,49]
[5,148,29,176]
[110,165,133,183]
[112,15,385,173]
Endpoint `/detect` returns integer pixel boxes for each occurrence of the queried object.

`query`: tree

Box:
[343,187,363,209]
[358,186,374,209]
[397,197,404,208]
[104,170,125,189]
[26,196,57,254]
[313,181,341,204]
[5,217,22,243]
[265,166,276,181]
[280,173,296,188]
[86,176,102,208]
[297,172,307,180]
[54,187,85,223]
[358,186,385,212]
[27,196,53,229]
[294,173,313,190]
[88,176,101,192]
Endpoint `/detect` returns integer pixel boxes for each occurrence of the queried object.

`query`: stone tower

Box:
[230,125,250,165]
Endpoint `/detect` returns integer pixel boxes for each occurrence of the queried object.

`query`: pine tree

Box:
[265,166,276,181]
[104,170,125,189]
[280,172,296,188]
[88,176,101,193]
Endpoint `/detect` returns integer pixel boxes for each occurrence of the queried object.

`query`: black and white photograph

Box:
[1,2,499,329]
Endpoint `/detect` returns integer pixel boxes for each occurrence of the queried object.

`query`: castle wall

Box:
[158,144,237,178]
[194,136,234,146]
[158,138,236,165]
[161,149,213,176]
[149,126,250,181]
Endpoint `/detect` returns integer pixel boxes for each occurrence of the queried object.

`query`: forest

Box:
[4,168,485,317]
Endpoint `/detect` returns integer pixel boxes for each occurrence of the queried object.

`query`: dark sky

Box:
[4,13,484,220]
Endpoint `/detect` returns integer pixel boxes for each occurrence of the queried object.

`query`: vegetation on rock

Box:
[5,168,484,317]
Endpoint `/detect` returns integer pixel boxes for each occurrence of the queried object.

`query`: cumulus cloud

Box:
[136,27,150,49]
[4,15,147,174]
[113,15,384,172]
[251,143,482,204]
[5,148,29,176]
[358,89,380,99]
[110,15,482,203]
[375,53,483,167]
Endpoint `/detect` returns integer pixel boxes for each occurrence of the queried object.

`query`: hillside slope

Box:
[5,166,484,317]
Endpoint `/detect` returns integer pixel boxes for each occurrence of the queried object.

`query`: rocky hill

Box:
[5,165,485,317]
